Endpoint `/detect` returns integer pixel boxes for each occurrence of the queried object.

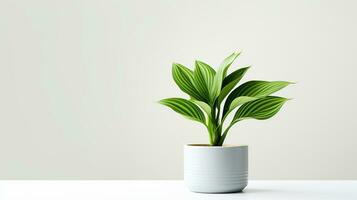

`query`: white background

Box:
[0,0,356,179]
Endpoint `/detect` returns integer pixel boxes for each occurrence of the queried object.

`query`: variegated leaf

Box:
[172,63,205,101]
[193,60,215,104]
[159,98,206,124]
[191,99,211,117]
[210,52,241,102]
[223,81,291,117]
[217,66,250,105]
[232,96,288,124]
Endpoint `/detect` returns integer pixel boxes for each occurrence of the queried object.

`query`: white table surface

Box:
[0,180,356,200]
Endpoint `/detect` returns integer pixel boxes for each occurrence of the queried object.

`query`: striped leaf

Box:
[223,81,291,118]
[217,66,250,105]
[172,63,205,101]
[193,60,216,104]
[191,99,211,117]
[232,96,288,124]
[210,52,241,101]
[159,98,206,124]
[218,96,289,146]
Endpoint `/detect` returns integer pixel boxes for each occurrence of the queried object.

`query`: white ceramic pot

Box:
[184,144,248,193]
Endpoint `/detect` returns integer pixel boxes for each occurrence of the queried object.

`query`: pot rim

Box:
[185,144,248,148]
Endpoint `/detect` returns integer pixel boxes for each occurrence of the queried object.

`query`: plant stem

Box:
[218,124,233,146]
[216,106,221,122]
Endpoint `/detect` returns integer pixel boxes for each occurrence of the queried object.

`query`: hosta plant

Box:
[159,52,292,146]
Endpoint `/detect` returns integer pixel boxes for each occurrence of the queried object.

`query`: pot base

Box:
[188,185,247,194]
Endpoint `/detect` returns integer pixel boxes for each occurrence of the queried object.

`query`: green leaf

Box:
[210,52,241,102]
[223,81,291,117]
[193,61,216,104]
[159,98,206,124]
[191,99,211,117]
[217,66,250,105]
[232,96,288,124]
[172,63,205,101]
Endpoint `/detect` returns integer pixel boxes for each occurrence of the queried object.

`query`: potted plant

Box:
[159,52,292,193]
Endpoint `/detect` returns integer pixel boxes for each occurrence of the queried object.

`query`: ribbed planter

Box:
[184,144,248,193]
